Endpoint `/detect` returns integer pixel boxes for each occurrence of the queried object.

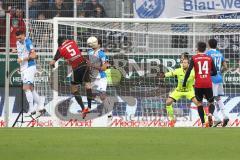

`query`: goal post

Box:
[11,17,240,127]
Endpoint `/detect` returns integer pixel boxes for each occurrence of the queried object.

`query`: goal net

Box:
[15,18,240,127]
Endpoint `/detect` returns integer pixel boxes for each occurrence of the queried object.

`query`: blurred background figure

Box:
[10,8,26,52]
[85,0,106,17]
[48,0,73,18]
[93,3,106,18]
[0,0,5,18]
[77,0,86,17]
[0,0,5,50]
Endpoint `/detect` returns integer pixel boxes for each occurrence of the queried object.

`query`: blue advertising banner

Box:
[133,0,240,18]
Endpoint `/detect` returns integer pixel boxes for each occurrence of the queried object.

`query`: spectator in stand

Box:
[0,0,5,18]
[77,0,86,16]
[0,0,5,49]
[4,0,25,12]
[48,0,73,18]
[10,8,26,53]
[37,12,46,20]
[93,3,106,18]
[28,0,39,19]
[78,11,86,17]
[85,0,106,17]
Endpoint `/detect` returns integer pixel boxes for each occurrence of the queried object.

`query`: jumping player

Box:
[49,37,92,118]
[85,36,111,117]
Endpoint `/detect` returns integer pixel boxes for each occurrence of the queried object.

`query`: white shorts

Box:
[21,66,37,84]
[91,77,107,92]
[212,83,224,97]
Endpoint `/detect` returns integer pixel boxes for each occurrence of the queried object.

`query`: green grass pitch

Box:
[0,128,239,160]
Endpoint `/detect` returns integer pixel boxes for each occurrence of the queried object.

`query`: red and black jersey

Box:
[54,40,85,69]
[183,53,217,88]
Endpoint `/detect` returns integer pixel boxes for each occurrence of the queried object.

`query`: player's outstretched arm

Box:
[164,71,176,78]
[50,50,61,68]
[221,61,228,72]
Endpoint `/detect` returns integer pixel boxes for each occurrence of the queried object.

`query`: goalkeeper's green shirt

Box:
[165,67,195,92]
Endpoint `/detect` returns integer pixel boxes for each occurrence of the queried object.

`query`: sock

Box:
[213,107,221,122]
[102,97,113,113]
[166,105,174,120]
[217,99,228,119]
[86,89,93,109]
[25,90,34,113]
[87,98,92,109]
[32,90,40,106]
[73,91,85,110]
[208,103,215,115]
[197,105,205,124]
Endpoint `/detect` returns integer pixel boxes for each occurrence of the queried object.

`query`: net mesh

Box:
[28,19,240,121]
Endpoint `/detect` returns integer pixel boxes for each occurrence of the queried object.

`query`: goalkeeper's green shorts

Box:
[169,89,195,101]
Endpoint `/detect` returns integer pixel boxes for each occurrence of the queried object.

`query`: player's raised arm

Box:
[49,50,61,67]
[183,58,194,87]
[221,60,228,72]
[159,70,176,79]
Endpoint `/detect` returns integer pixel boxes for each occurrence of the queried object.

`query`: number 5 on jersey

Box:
[66,45,76,56]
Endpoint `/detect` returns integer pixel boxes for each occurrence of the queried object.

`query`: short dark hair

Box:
[15,30,25,36]
[197,41,206,53]
[208,39,218,49]
[58,37,66,46]
[97,37,102,47]
[181,52,190,59]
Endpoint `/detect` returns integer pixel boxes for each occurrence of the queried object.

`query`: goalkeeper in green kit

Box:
[160,53,202,125]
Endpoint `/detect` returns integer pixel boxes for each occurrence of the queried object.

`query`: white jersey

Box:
[16,38,36,71]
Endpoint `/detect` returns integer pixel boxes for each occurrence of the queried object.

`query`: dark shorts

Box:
[71,61,90,85]
[194,88,214,103]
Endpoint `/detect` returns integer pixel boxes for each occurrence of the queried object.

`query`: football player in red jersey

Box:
[183,41,217,127]
[50,37,93,117]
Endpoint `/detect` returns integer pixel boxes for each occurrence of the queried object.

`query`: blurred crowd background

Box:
[0,0,133,51]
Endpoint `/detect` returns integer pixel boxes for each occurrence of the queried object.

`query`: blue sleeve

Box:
[25,38,34,52]
[98,50,107,63]
[221,54,225,62]
[87,49,94,55]
[206,50,211,56]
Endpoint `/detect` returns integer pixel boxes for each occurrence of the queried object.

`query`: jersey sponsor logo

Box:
[134,0,165,18]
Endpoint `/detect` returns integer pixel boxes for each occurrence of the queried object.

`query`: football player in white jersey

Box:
[84,36,111,118]
[16,30,45,118]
